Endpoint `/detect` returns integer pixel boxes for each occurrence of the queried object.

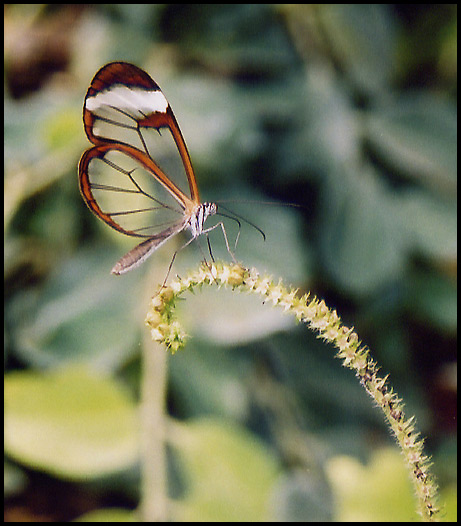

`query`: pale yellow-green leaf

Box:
[170,418,279,522]
[326,448,419,521]
[5,367,139,480]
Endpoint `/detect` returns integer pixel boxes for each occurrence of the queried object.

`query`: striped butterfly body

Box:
[79,62,223,277]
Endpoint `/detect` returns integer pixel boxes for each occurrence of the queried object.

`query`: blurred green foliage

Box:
[4,4,456,522]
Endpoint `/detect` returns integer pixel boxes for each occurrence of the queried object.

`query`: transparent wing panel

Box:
[90,109,193,200]
[90,104,145,149]
[141,124,192,199]
[86,149,185,237]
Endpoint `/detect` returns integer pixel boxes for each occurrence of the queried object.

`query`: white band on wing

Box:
[86,85,169,115]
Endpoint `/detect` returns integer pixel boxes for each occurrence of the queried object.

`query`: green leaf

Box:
[326,448,419,521]
[319,166,406,296]
[319,4,396,94]
[178,285,297,347]
[8,249,142,371]
[4,368,138,479]
[171,418,279,522]
[398,189,457,261]
[366,95,457,192]
[169,339,250,419]
[407,270,457,333]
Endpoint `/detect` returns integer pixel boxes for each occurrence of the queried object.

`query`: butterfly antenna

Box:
[217,204,266,242]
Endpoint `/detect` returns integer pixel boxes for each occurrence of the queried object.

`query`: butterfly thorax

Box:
[188,202,217,238]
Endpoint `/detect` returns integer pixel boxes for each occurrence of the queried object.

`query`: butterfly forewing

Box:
[83,62,198,203]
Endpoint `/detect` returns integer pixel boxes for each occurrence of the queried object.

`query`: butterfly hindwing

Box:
[79,143,187,238]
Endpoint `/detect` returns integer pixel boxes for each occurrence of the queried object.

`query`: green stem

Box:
[145,262,440,521]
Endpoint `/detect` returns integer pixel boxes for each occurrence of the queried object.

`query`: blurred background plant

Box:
[4,4,456,522]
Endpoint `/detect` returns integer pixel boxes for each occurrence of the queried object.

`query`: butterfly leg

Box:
[233,221,241,251]
[161,235,196,287]
[206,234,215,262]
[202,222,238,263]
[162,250,178,288]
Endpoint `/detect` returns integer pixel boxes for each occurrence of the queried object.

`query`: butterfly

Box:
[79,62,248,279]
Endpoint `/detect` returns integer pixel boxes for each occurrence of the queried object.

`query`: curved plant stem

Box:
[145,262,440,521]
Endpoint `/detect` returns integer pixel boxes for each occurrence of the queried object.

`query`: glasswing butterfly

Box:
[79,62,249,280]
